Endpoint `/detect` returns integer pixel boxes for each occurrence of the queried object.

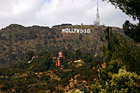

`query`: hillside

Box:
[0,49,100,92]
[0,24,140,93]
[0,24,122,68]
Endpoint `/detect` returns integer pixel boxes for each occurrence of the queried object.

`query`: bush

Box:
[90,69,140,92]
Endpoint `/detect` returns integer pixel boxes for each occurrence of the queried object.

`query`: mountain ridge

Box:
[0,24,122,68]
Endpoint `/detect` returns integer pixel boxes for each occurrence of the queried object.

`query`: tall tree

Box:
[103,0,140,42]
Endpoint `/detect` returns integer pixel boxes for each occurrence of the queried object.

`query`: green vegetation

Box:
[86,0,140,93]
[105,0,140,43]
[0,49,99,92]
[0,24,114,68]
[0,0,140,92]
[0,25,139,92]
[0,24,140,92]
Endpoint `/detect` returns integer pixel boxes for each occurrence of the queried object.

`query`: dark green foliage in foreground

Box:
[89,26,140,93]
[104,0,140,42]
[103,0,140,73]
[123,21,140,43]
[103,0,140,20]
[103,27,140,73]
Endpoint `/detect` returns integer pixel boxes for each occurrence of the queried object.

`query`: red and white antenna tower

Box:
[96,0,100,25]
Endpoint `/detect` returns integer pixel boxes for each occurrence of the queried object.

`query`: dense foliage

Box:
[86,0,140,92]
[0,0,140,92]
[0,50,100,92]
[104,0,140,42]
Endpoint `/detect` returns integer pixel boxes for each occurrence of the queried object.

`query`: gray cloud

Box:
[0,0,137,29]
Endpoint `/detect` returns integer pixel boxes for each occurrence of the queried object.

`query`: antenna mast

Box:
[96,0,100,25]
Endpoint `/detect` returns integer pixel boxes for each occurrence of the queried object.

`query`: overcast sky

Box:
[0,0,138,29]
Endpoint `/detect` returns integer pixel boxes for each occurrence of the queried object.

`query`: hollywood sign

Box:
[61,28,91,34]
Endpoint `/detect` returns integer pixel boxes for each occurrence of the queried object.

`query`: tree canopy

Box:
[104,0,140,20]
[103,0,140,42]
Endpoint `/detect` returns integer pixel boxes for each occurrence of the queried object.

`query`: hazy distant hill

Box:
[0,24,122,68]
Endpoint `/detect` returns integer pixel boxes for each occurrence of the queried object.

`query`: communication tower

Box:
[94,0,100,26]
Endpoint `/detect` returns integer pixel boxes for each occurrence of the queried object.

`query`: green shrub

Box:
[90,69,140,92]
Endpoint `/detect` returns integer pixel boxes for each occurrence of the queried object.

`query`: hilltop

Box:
[0,24,122,68]
[0,24,139,93]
